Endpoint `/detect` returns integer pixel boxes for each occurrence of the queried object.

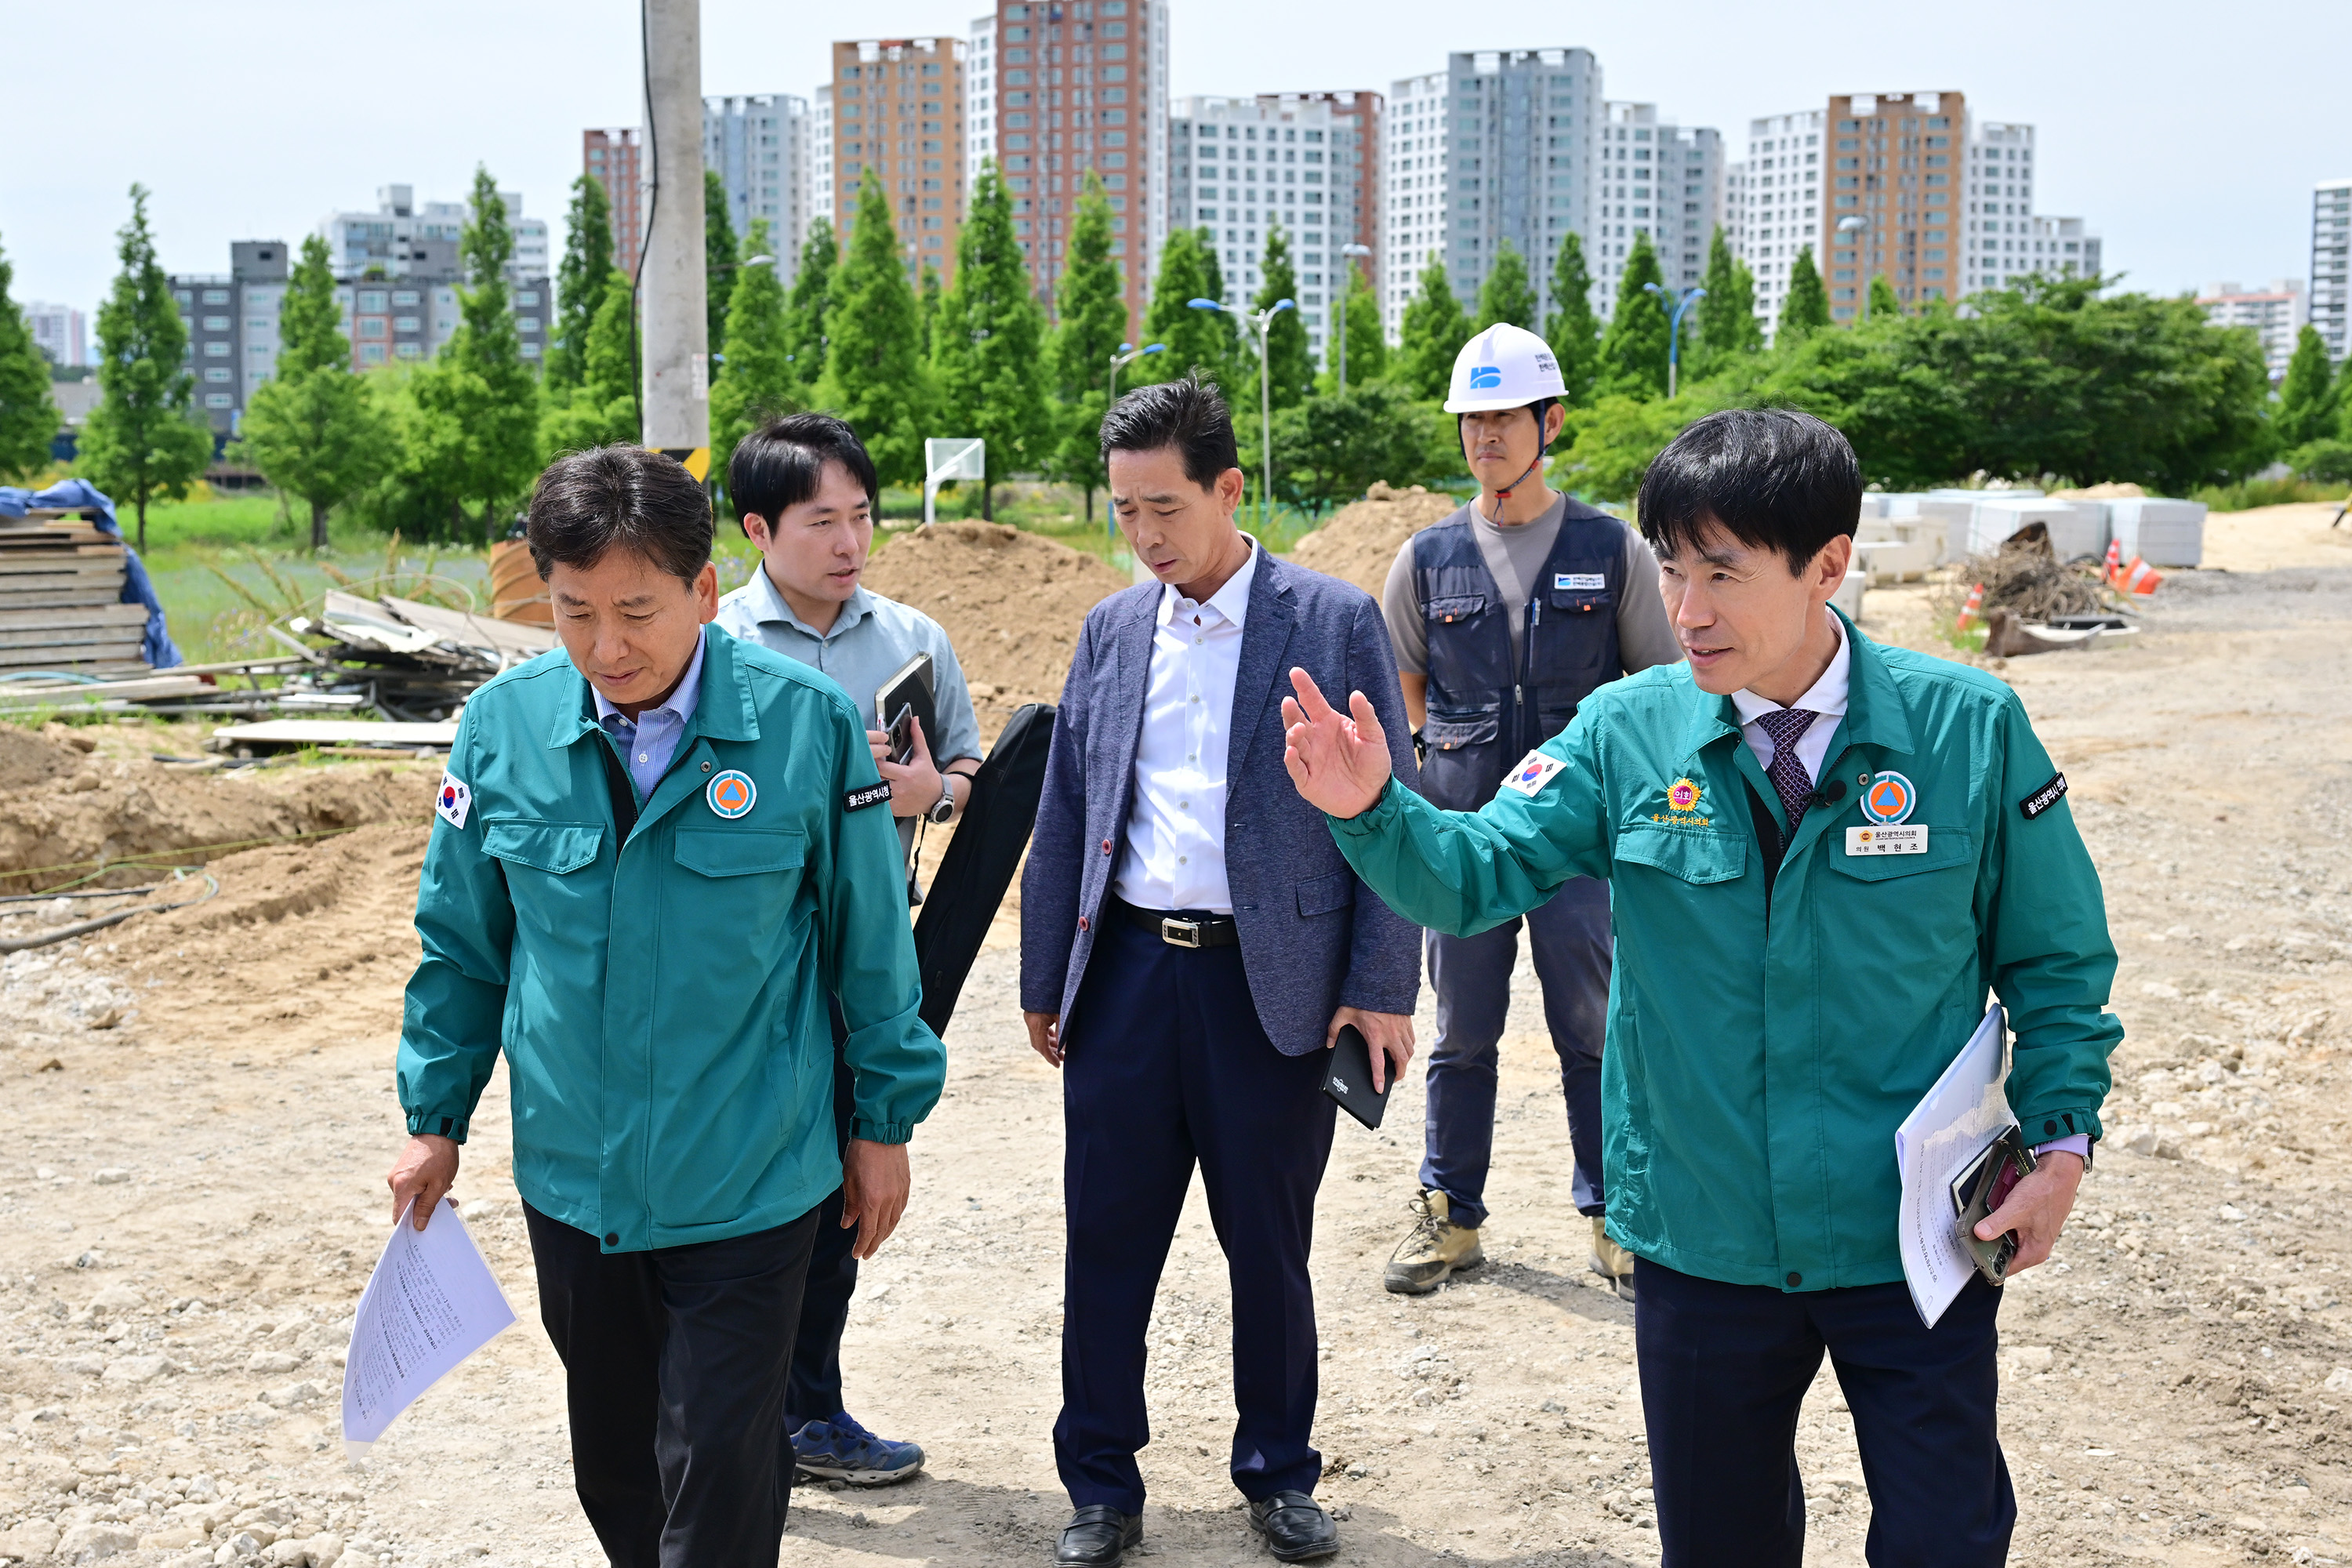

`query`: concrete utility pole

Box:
[639,0,709,474]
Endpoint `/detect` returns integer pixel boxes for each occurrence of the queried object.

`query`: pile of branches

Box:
[1932,522,2116,629]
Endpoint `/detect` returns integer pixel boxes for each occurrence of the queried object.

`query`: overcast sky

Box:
[7,0,2347,326]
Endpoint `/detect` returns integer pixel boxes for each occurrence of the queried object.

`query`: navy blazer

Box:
[1020,547,1421,1054]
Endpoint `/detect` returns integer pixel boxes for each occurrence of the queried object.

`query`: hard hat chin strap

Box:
[1479,397,1556,523]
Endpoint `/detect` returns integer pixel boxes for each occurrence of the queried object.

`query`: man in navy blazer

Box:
[1022,378,1421,1566]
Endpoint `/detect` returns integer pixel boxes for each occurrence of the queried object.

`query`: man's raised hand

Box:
[1282,666,1392,820]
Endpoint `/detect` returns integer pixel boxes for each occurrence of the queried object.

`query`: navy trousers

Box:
[785,1025,858,1427]
[1636,1258,2016,1568]
[1055,913,1338,1512]
[1421,874,1611,1222]
[525,1201,819,1568]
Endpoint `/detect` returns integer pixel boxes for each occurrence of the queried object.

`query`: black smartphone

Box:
[1321,1024,1392,1131]
[885,703,916,766]
[1951,1130,2036,1286]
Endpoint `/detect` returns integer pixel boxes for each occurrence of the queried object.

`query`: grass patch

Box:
[2190,477,2350,511]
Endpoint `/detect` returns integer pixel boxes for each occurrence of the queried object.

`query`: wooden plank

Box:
[0,626,146,652]
[0,531,112,548]
[0,590,136,610]
[373,592,557,660]
[0,637,143,662]
[0,604,151,631]
[0,664,173,693]
[0,560,127,579]
[212,719,459,749]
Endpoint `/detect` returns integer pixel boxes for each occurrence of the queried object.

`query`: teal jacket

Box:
[398,626,946,1254]
[1330,612,2120,1291]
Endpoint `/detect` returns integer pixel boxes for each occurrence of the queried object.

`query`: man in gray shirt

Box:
[713,414,981,1491]
[1374,325,1679,1301]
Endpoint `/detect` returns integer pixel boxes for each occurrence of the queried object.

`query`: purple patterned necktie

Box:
[1754,707,1821,847]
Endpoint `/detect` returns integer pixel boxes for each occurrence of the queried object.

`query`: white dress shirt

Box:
[1730,608,1849,785]
[1112,540,1259,913]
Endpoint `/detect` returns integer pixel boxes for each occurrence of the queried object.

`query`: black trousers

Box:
[524,1201,820,1568]
[1636,1257,2016,1568]
[786,1026,859,1427]
[1055,913,1338,1513]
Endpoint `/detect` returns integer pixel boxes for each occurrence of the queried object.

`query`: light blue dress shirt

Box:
[593,633,707,802]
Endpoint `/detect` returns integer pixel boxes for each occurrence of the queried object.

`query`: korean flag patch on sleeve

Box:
[1499,750,1567,798]
[435,771,473,829]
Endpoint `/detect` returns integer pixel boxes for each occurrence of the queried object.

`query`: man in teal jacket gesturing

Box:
[1282,410,2118,1567]
[386,445,945,1566]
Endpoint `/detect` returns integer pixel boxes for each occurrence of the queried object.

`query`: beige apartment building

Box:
[1821,90,1965,319]
[821,37,971,282]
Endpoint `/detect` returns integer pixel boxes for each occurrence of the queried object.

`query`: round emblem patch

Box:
[1860,770,1916,826]
[706,769,757,819]
[1667,777,1703,813]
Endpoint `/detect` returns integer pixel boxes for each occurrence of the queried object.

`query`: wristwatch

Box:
[927,774,958,825]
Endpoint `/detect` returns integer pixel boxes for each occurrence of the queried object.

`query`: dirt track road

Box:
[2,538,2349,1568]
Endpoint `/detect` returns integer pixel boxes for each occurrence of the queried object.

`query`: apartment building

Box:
[966,0,1170,332]
[169,241,289,435]
[584,129,648,276]
[824,37,971,283]
[25,303,85,368]
[1168,94,1379,362]
[1724,108,1824,339]
[704,95,814,284]
[321,184,550,287]
[1592,102,1720,322]
[1380,48,1602,343]
[2198,280,2309,381]
[2314,180,2351,363]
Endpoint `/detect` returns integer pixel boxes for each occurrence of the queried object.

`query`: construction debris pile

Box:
[0,510,151,679]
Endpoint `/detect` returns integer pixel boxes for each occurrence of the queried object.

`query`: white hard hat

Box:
[1443,323,1567,414]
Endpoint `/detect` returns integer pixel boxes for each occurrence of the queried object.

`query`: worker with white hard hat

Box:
[1374,322,1682,1298]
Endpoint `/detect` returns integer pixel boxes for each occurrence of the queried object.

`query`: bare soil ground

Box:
[1,521,2348,1568]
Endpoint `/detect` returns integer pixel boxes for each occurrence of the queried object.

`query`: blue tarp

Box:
[0,479,183,669]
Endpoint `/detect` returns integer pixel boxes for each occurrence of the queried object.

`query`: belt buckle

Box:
[1160,916,1203,949]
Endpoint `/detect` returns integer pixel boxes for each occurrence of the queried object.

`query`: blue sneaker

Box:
[790,1411,925,1486]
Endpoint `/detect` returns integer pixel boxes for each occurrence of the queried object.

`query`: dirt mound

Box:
[1287,482,1465,595]
[0,723,82,790]
[2050,481,2148,499]
[864,521,1130,742]
[0,754,436,887]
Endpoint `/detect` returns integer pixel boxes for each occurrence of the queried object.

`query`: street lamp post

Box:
[1190,296,1294,531]
[707,253,776,278]
[1335,243,1371,392]
[1105,341,1166,542]
[1642,282,1707,400]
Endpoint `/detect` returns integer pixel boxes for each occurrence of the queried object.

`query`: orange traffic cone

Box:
[1955,582,1985,633]
[2120,557,2163,596]
[2103,539,2124,587]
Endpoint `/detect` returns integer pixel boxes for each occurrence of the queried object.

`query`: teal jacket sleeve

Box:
[1980,691,2121,1144]
[397,717,512,1145]
[817,697,948,1145]
[1328,717,1614,938]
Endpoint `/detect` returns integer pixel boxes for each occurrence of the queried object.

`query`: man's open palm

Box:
[1283,667,1392,819]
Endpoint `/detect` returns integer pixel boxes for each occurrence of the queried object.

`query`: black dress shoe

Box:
[1247,1490,1340,1562]
[1055,1504,1142,1566]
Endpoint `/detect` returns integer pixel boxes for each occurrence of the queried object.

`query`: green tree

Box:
[0,232,60,481]
[1690,227,1762,378]
[1398,255,1470,400]
[1326,257,1387,388]
[1254,224,1313,412]
[815,171,931,487]
[782,217,837,396]
[1138,226,1235,390]
[1778,245,1830,343]
[1557,387,1728,500]
[546,174,613,391]
[916,263,943,361]
[1476,240,1537,332]
[1597,233,1671,399]
[1867,274,1904,321]
[238,235,390,550]
[928,161,1048,514]
[1544,230,1602,409]
[1046,171,1130,517]
[405,167,543,539]
[710,220,796,492]
[2275,325,2338,448]
[541,270,640,455]
[79,186,211,550]
[1275,380,1446,507]
[704,169,739,365]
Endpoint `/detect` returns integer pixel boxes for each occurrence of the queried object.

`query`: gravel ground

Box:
[0,560,2347,1567]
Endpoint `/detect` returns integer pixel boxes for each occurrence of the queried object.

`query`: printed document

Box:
[342,1199,517,1460]
[1894,1006,2013,1330]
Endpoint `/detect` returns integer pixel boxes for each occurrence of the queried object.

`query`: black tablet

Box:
[1322,1024,1392,1131]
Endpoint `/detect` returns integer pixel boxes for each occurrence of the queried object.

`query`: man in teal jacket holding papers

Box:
[1281,409,2119,1567]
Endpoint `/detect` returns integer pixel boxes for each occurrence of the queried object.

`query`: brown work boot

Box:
[1385,1189,1484,1294]
[1590,1215,1636,1301]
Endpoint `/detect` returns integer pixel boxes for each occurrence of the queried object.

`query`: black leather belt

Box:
[1115,899,1240,949]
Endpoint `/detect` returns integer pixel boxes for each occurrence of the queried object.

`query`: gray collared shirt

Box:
[593,633,707,802]
[713,564,981,766]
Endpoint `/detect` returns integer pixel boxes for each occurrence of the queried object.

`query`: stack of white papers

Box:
[1894,1006,2014,1329]
[342,1199,517,1461]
